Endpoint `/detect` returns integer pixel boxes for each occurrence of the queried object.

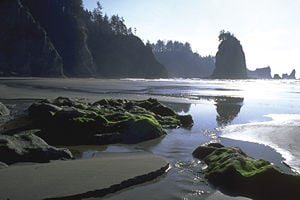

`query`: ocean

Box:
[1,78,300,199]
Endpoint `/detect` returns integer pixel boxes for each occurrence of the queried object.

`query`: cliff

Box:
[247,67,272,79]
[0,0,63,77]
[211,31,247,79]
[20,0,95,77]
[0,0,167,78]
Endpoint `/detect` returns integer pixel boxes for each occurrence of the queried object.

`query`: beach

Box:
[0,152,168,200]
[1,77,299,199]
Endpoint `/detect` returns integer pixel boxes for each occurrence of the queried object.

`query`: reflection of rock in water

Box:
[215,97,244,126]
[162,102,191,113]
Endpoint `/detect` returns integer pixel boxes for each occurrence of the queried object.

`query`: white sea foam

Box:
[221,114,300,173]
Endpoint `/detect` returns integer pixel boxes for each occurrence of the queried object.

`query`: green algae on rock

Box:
[193,143,300,200]
[28,97,193,145]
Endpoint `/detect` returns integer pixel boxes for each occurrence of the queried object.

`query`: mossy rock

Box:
[27,97,193,145]
[136,98,176,116]
[193,143,300,200]
[193,143,224,159]
[29,102,61,121]
[118,114,166,144]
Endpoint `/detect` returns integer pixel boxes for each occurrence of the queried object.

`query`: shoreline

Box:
[221,115,300,174]
[0,77,196,103]
[0,78,297,199]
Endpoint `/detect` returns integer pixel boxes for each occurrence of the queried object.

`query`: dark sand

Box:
[0,152,168,200]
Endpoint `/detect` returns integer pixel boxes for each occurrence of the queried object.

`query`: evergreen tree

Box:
[151,40,215,78]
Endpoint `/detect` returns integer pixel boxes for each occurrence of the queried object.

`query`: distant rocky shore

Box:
[248,67,297,80]
[0,97,193,166]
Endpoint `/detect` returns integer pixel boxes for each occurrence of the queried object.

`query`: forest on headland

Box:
[0,0,296,79]
[150,40,215,78]
[0,0,167,78]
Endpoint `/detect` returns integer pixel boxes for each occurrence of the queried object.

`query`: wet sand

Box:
[0,152,168,200]
[1,77,298,199]
[0,77,192,103]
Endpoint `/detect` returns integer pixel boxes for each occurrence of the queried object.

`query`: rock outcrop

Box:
[20,0,95,77]
[273,74,281,79]
[282,69,296,79]
[28,97,193,145]
[211,31,247,79]
[0,129,73,164]
[0,0,63,77]
[273,69,297,79]
[193,143,300,200]
[247,66,272,79]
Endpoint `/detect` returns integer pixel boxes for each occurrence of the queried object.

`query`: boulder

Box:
[26,97,193,145]
[118,115,166,144]
[0,129,73,164]
[193,143,225,159]
[193,143,300,200]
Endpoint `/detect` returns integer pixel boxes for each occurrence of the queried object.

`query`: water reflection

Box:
[163,102,191,113]
[214,97,244,126]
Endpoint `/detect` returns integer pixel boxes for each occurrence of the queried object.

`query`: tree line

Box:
[150,40,215,78]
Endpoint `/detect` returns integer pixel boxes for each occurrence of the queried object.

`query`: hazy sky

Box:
[83,0,300,77]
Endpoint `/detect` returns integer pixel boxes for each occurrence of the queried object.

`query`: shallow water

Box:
[1,78,300,199]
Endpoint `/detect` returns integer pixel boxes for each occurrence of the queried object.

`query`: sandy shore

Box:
[2,77,290,199]
[0,80,171,200]
[0,77,194,103]
[0,152,168,200]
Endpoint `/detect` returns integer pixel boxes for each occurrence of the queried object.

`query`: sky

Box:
[83,0,300,78]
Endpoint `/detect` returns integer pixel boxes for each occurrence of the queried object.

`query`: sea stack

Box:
[211,30,247,79]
